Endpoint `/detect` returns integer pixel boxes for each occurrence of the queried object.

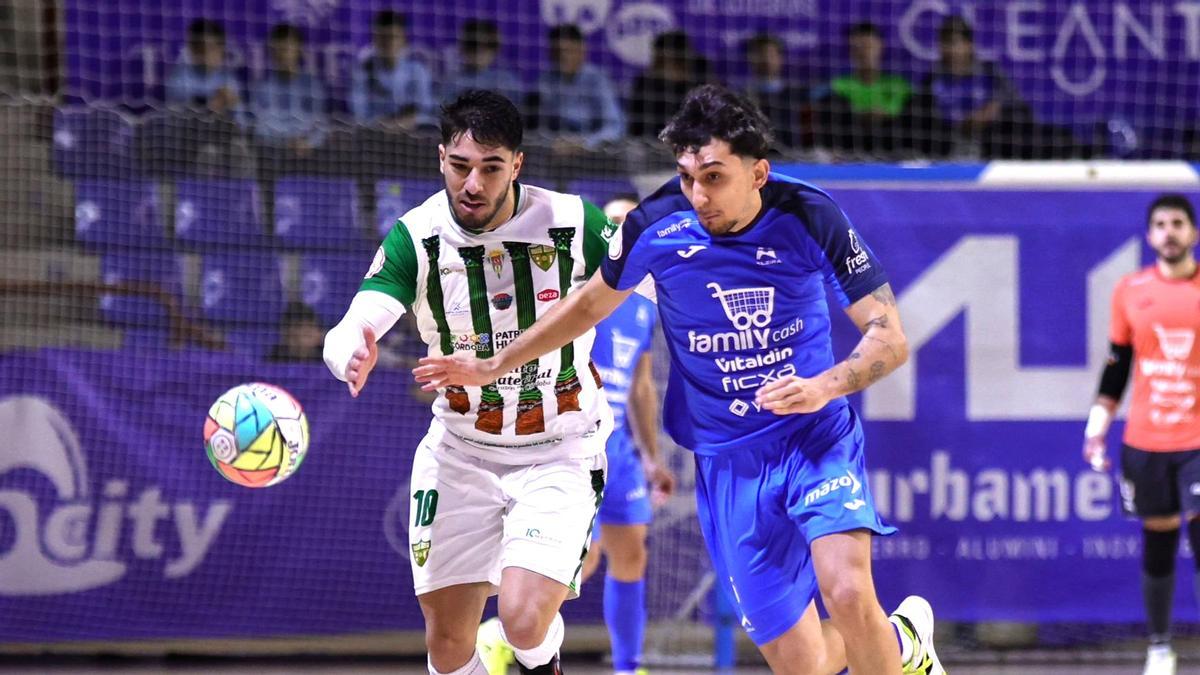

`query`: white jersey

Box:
[361,182,616,464]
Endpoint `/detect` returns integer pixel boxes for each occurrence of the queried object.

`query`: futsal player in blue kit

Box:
[415,85,944,674]
[578,196,676,675]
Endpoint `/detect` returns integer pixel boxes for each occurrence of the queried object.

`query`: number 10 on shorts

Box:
[413,489,439,527]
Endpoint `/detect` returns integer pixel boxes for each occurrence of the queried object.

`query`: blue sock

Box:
[604,575,646,671]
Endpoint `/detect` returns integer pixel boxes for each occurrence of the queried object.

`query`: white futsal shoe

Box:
[889,595,947,675]
[1143,644,1177,675]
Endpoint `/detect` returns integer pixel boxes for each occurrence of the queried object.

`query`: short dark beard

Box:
[1160,249,1191,265]
[707,218,741,236]
[450,183,511,233]
[709,199,763,236]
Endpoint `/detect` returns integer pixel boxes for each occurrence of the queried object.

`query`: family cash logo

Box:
[0,396,232,595]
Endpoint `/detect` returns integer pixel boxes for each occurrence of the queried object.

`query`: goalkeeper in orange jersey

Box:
[1085,194,1200,675]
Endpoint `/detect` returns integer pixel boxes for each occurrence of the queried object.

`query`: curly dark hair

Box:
[658,84,773,159]
[1148,194,1197,228]
[439,89,523,151]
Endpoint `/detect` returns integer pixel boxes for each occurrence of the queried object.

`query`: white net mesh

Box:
[3,0,1200,668]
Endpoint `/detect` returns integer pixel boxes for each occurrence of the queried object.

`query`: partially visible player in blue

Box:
[578,196,676,675]
[415,84,944,675]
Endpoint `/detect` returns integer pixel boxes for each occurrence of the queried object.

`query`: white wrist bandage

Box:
[322,291,405,382]
[1084,404,1112,439]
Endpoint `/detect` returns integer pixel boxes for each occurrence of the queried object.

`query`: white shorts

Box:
[407,431,607,599]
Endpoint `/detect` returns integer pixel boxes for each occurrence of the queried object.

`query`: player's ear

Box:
[752,158,770,189]
[437,144,446,174]
[511,149,524,180]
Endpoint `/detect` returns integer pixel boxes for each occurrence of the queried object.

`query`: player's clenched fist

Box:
[755,375,832,415]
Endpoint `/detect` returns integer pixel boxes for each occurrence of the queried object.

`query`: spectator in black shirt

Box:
[627,30,709,138]
[268,302,324,362]
[743,33,805,149]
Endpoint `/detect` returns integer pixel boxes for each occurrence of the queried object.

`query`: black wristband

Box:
[1098,342,1133,400]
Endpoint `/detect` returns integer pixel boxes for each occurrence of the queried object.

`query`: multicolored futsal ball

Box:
[204,383,309,488]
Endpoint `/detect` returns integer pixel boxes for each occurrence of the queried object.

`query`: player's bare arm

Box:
[629,351,675,505]
[413,274,633,391]
[756,282,909,415]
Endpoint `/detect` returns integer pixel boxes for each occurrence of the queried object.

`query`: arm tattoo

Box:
[841,285,901,391]
[865,313,890,330]
[870,284,896,307]
[868,360,886,382]
[846,366,862,390]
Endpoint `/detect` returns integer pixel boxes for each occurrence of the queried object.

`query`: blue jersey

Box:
[600,173,889,455]
[591,294,657,437]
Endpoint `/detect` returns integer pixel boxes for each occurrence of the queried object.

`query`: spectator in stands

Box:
[814,22,914,154]
[166,19,244,120]
[913,15,1083,158]
[350,11,434,129]
[441,19,523,112]
[534,23,625,154]
[249,24,328,156]
[628,30,710,138]
[926,17,1017,147]
[742,33,805,149]
[164,18,256,175]
[268,302,325,362]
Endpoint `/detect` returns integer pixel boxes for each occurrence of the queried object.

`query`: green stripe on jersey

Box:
[419,235,453,355]
[503,241,543,400]
[549,227,578,376]
[581,200,617,278]
[458,245,504,409]
[360,220,418,306]
[505,241,546,434]
[458,246,497,359]
[550,227,583,414]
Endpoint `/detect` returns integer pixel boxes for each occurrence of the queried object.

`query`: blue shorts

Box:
[596,431,652,528]
[694,405,895,646]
